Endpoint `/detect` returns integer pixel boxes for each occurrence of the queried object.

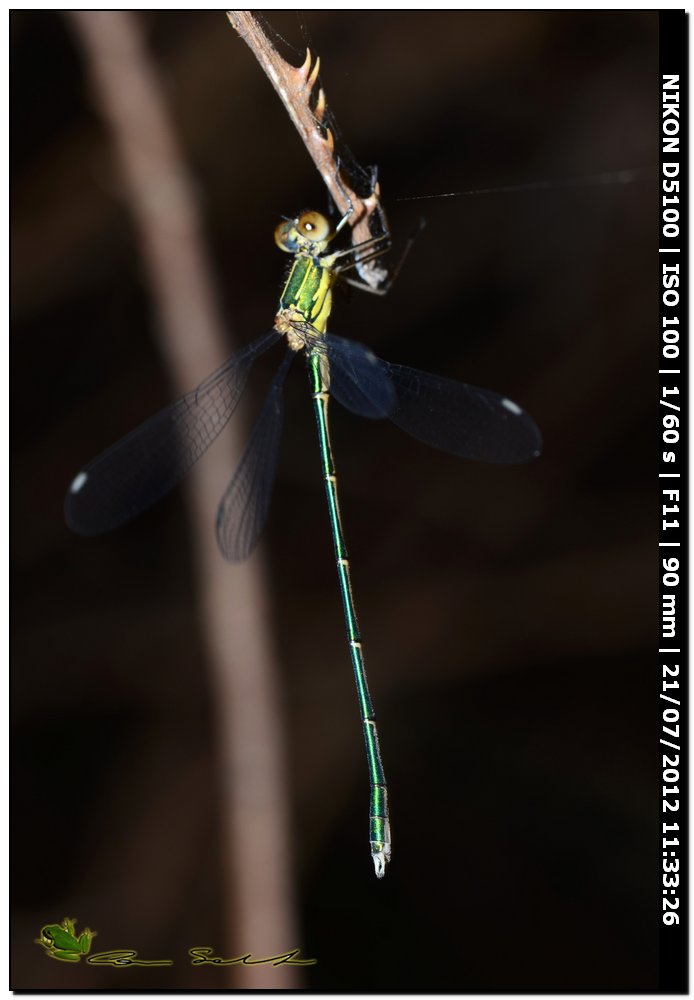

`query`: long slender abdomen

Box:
[307,351,391,877]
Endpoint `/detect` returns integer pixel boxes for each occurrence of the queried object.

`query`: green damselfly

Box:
[65,207,542,877]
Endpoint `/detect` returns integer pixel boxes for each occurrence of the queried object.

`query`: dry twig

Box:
[227,10,389,289]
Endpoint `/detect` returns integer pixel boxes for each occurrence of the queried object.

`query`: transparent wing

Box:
[65,330,281,535]
[382,362,542,463]
[322,334,396,418]
[216,349,294,562]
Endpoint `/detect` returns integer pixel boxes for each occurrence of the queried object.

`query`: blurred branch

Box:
[227,10,388,289]
[66,11,301,988]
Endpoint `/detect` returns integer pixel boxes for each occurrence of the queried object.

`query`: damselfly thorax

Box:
[273,208,388,387]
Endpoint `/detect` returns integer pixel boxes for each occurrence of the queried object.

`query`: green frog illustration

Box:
[36,918,96,962]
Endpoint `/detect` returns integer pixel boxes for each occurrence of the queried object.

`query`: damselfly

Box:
[65,208,542,877]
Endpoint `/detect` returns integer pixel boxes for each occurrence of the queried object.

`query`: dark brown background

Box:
[12,10,659,991]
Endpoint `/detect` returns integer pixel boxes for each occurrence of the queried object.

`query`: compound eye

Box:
[297,211,331,242]
[274,220,297,253]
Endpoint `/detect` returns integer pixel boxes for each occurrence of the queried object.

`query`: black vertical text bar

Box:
[659,10,688,993]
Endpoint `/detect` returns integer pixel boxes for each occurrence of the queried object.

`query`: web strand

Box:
[395,167,653,202]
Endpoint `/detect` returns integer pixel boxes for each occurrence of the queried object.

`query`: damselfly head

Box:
[274,210,334,255]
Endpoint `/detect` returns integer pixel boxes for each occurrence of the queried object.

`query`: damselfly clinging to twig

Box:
[65,206,542,877]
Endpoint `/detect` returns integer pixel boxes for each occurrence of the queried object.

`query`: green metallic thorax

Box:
[279,255,336,335]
